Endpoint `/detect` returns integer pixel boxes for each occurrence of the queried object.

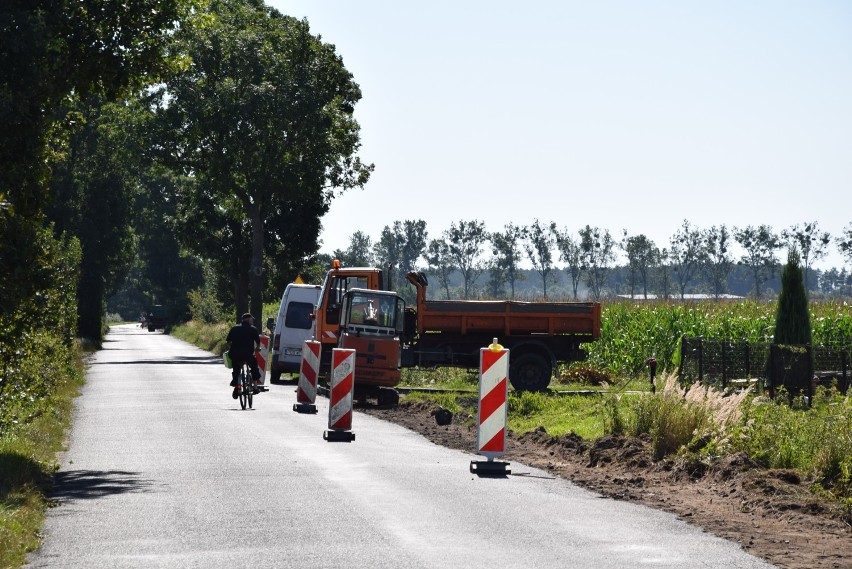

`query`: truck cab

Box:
[314,261,384,353]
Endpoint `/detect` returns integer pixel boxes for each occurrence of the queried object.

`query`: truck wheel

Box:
[510,353,552,392]
[270,370,282,383]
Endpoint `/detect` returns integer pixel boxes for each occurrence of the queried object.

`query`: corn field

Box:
[581,299,852,378]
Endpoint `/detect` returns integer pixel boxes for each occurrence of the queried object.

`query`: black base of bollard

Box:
[470,460,511,476]
[324,429,355,442]
[293,402,318,414]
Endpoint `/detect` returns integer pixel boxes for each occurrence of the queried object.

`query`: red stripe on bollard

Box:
[480,428,506,453]
[479,377,507,422]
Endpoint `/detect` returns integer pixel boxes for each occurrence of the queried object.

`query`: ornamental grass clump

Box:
[625,373,750,460]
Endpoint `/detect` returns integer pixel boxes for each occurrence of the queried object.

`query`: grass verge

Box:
[0,341,87,569]
[170,320,230,356]
[407,373,852,515]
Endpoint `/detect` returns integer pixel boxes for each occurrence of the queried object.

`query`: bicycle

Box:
[237,363,254,410]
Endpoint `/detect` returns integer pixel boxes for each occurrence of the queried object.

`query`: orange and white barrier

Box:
[471,338,511,474]
[293,340,320,413]
[324,348,355,442]
[254,335,270,385]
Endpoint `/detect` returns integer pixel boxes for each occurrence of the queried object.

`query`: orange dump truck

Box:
[311,263,602,403]
[400,272,601,391]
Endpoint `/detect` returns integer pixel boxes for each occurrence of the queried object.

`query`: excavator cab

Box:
[338,288,405,401]
[340,288,405,335]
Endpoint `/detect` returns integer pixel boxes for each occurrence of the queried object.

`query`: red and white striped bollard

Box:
[293,340,320,413]
[324,348,355,442]
[253,334,270,391]
[471,338,510,475]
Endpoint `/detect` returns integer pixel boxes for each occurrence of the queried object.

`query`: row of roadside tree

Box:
[329,219,852,302]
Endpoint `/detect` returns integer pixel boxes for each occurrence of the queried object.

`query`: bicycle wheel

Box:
[247,379,254,409]
[239,368,248,410]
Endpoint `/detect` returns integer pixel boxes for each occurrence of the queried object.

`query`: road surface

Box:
[28,324,775,568]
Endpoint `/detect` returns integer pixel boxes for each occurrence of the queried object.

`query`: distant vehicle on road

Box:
[146,305,171,332]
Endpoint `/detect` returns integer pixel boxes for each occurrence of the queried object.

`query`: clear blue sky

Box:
[269,1,851,270]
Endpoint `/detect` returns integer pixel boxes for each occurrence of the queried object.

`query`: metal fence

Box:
[678,337,850,395]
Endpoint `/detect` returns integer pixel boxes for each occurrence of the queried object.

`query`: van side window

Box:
[284,302,314,330]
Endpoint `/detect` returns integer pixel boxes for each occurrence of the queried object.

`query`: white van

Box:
[269,283,321,382]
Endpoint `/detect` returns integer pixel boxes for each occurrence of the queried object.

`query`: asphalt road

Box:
[27,324,776,568]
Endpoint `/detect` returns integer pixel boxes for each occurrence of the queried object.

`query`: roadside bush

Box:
[187,288,226,325]
[0,222,82,567]
[0,227,80,437]
[170,320,230,355]
[732,389,852,507]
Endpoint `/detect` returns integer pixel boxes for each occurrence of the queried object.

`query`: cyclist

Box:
[226,313,261,399]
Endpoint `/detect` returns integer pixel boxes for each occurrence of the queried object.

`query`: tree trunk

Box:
[233,272,249,323]
[248,205,265,325]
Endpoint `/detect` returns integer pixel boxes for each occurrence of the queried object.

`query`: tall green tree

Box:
[400,220,428,282]
[654,248,673,299]
[555,228,583,299]
[838,223,852,269]
[47,98,138,342]
[773,249,812,345]
[620,232,657,299]
[781,221,831,291]
[735,225,780,298]
[579,225,615,301]
[1,0,194,221]
[1,0,194,339]
[669,220,705,299]
[446,219,488,299]
[489,223,525,299]
[373,220,427,294]
[333,231,375,267]
[522,220,557,299]
[154,0,372,322]
[425,239,454,300]
[702,224,734,299]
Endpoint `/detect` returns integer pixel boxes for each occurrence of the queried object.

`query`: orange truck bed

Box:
[417,299,601,338]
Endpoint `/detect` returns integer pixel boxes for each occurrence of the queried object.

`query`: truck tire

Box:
[270,369,282,383]
[509,353,552,392]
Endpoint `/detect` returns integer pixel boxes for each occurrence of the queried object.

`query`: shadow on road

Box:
[90,355,223,366]
[48,469,155,500]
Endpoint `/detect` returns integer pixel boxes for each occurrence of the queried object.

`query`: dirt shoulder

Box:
[361,399,850,569]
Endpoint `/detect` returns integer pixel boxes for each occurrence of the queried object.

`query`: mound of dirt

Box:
[362,399,850,569]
